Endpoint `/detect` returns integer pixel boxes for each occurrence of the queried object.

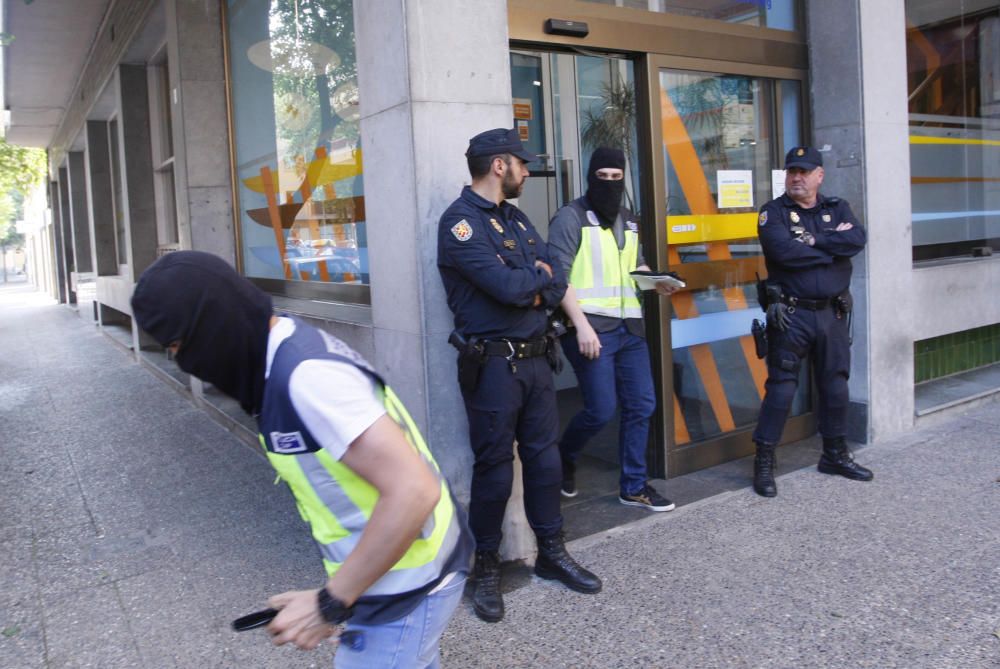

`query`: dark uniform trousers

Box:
[753,305,850,446]
[461,354,562,552]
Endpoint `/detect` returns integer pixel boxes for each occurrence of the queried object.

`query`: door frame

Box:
[510,1,816,479]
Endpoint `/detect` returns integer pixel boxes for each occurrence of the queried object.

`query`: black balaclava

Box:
[131,251,273,416]
[585,147,627,227]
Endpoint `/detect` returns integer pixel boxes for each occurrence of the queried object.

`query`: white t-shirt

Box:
[265,317,386,461]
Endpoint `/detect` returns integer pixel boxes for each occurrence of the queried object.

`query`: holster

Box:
[545,330,564,374]
[449,331,484,394]
[751,318,768,359]
[833,290,853,316]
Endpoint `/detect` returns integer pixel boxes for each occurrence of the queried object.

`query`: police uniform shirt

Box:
[757,193,867,299]
[546,196,646,337]
[438,185,566,340]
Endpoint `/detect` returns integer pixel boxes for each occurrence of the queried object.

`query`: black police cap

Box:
[784,146,822,170]
[465,128,537,164]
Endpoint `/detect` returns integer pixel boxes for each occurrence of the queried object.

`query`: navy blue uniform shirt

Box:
[758,193,867,299]
[438,186,566,340]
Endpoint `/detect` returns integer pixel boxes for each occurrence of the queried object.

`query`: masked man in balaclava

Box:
[547,147,678,511]
[131,251,472,667]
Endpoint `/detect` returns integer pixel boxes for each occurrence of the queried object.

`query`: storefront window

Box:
[907,1,1000,262]
[225,1,367,298]
[580,0,799,31]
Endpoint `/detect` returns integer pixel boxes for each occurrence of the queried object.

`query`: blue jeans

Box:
[559,323,656,495]
[333,573,467,669]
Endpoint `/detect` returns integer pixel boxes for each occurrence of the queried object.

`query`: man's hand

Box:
[575,321,601,360]
[654,282,680,296]
[765,301,791,332]
[794,231,816,246]
[266,589,337,650]
[835,222,853,232]
[535,259,553,277]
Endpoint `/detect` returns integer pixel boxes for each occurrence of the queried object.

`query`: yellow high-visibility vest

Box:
[260,385,459,597]
[568,209,642,320]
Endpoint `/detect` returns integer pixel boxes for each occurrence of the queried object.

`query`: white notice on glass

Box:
[772,170,786,200]
[717,170,753,209]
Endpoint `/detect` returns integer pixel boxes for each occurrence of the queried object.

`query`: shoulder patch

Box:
[450,220,473,241]
[759,210,768,226]
[270,430,309,454]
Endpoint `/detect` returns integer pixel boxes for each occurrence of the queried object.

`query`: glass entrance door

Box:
[650,59,815,474]
[510,49,644,496]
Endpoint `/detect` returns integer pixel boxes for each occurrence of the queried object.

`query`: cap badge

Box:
[503,239,517,250]
[790,211,800,223]
[517,220,527,231]
[490,219,505,234]
[451,220,473,241]
[822,213,832,223]
[796,148,805,156]
[759,211,768,226]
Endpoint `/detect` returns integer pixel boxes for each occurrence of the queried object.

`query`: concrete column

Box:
[116,64,159,282]
[56,169,76,304]
[67,152,93,274]
[48,181,67,303]
[807,0,914,441]
[167,0,235,263]
[85,121,119,277]
[355,2,528,557]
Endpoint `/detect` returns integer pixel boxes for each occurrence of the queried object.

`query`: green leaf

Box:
[1,626,20,638]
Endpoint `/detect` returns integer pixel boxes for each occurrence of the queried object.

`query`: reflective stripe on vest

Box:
[260,386,459,597]
[568,219,642,319]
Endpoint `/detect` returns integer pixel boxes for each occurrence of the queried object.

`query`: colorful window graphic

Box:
[226,0,366,289]
[659,70,808,445]
[579,0,799,31]
[907,1,1000,262]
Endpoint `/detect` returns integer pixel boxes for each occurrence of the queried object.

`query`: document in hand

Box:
[629,270,686,291]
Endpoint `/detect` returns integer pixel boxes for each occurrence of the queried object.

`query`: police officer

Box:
[753,146,874,497]
[437,128,602,623]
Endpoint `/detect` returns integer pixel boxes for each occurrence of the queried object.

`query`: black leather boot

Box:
[472,550,504,622]
[819,437,874,481]
[534,534,602,593]
[753,442,777,497]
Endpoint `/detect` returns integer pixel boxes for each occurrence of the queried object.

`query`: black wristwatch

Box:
[316,587,354,625]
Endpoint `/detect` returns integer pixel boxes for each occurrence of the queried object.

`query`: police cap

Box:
[465,127,537,164]
[784,146,822,170]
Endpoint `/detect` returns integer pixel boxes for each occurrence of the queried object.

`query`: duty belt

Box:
[481,338,549,359]
[780,294,831,311]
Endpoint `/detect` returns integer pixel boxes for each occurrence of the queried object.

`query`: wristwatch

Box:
[316,587,354,625]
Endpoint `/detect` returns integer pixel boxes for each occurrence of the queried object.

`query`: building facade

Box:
[4,0,999,551]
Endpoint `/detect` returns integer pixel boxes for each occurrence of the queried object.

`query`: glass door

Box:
[648,57,815,474]
[511,48,644,496]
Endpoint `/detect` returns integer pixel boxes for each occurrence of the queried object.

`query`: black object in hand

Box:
[232,608,279,632]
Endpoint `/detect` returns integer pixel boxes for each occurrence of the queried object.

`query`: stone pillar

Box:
[355,1,531,558]
[167,0,234,263]
[56,169,76,304]
[85,121,119,277]
[67,152,93,274]
[116,64,159,282]
[49,180,67,303]
[806,0,914,441]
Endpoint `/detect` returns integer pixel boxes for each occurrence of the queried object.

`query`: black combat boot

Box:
[753,442,778,497]
[472,550,504,622]
[534,534,602,594]
[818,437,874,481]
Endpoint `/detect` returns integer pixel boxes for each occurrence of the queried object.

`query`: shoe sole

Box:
[533,566,602,593]
[560,488,578,498]
[618,497,675,512]
[753,487,777,497]
[817,464,874,481]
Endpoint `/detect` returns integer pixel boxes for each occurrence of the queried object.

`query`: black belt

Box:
[781,294,831,311]
[481,338,549,359]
